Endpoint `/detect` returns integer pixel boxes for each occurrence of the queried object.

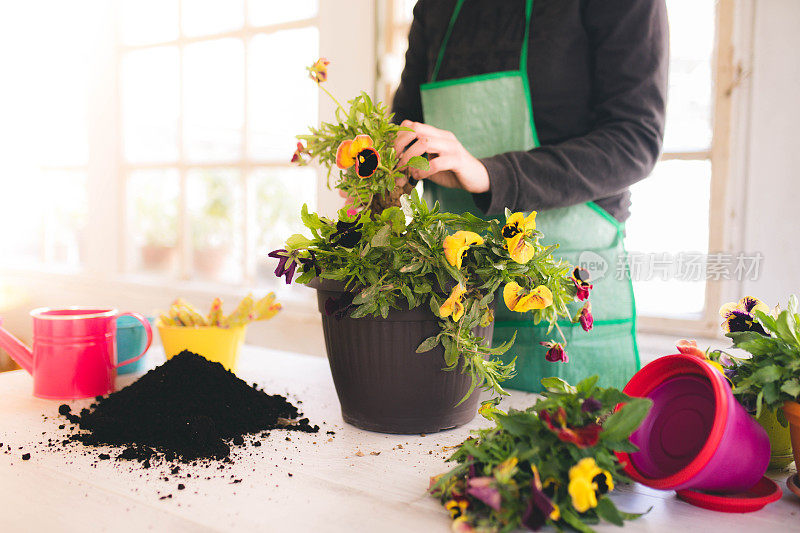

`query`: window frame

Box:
[116,6,323,285]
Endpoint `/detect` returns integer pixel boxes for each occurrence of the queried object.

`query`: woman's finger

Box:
[397,139,429,167]
[404,121,454,140]
[394,120,418,154]
[399,135,451,167]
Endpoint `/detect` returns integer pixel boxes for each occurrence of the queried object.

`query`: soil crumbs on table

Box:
[60,350,318,464]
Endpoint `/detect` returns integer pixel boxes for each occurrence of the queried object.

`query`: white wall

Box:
[739,0,800,304]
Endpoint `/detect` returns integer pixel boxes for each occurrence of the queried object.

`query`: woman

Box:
[391,0,668,391]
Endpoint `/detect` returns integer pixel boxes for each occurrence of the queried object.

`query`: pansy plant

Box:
[430,376,652,532]
[270,60,594,401]
[706,294,800,420]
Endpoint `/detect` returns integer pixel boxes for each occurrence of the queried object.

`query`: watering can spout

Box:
[0,317,33,374]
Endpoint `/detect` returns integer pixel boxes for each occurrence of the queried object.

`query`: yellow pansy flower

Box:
[440,284,467,321]
[445,499,468,519]
[719,296,769,334]
[503,282,553,312]
[567,458,614,513]
[493,457,518,482]
[568,476,597,513]
[502,211,537,263]
[443,231,484,270]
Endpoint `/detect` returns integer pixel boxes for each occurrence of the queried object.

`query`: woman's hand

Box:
[394,120,490,194]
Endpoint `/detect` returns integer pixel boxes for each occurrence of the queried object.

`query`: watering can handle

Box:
[115,312,153,368]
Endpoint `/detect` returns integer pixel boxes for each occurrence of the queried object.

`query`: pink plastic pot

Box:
[616,354,770,494]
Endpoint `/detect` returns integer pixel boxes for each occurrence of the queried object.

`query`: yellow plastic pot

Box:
[157,323,246,373]
[757,407,794,469]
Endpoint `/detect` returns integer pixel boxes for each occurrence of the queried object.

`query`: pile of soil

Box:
[60,350,318,462]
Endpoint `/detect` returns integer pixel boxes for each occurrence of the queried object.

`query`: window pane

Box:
[188,169,242,282]
[122,47,180,163]
[0,176,46,265]
[120,0,179,45]
[127,169,180,276]
[184,39,244,162]
[182,0,244,37]
[626,160,711,317]
[248,28,319,160]
[38,170,89,267]
[248,0,317,26]
[250,167,316,282]
[662,0,715,153]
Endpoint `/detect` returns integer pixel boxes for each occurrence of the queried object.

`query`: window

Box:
[626,0,735,336]
[381,0,736,335]
[120,0,319,285]
[0,0,324,290]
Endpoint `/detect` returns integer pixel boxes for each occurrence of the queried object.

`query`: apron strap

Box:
[430,0,534,83]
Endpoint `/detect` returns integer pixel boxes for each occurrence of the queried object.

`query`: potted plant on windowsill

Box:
[707,296,800,478]
[192,172,233,280]
[135,192,178,272]
[267,59,592,434]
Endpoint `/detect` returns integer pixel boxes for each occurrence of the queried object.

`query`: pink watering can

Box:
[0,307,152,399]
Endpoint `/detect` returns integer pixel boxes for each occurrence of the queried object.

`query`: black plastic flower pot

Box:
[310,278,493,434]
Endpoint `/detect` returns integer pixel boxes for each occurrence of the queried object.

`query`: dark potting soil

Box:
[59,350,318,462]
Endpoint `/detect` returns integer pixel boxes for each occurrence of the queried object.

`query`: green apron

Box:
[419,0,639,392]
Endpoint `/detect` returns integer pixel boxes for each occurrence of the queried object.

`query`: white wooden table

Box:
[1,346,798,532]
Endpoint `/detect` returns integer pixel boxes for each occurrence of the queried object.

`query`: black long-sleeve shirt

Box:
[392,0,668,222]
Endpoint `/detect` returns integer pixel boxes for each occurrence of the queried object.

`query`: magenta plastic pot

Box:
[616,354,769,493]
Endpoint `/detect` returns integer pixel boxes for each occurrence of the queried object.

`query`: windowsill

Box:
[0,265,319,316]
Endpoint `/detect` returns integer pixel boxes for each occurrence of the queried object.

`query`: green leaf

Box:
[763,381,781,405]
[488,331,516,355]
[285,233,311,250]
[776,310,800,346]
[609,440,640,453]
[576,375,599,395]
[559,508,596,533]
[443,338,459,368]
[379,206,407,233]
[600,398,652,442]
[756,390,764,418]
[400,285,416,309]
[405,155,430,170]
[353,285,379,305]
[596,497,624,527]
[617,507,652,521]
[416,335,440,353]
[727,331,781,356]
[540,377,577,394]
[400,261,423,273]
[781,379,800,399]
[752,365,782,384]
[370,225,392,247]
[349,304,373,319]
[300,204,325,230]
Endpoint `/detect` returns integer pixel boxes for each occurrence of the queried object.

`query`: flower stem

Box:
[318,83,345,114]
[554,322,568,347]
